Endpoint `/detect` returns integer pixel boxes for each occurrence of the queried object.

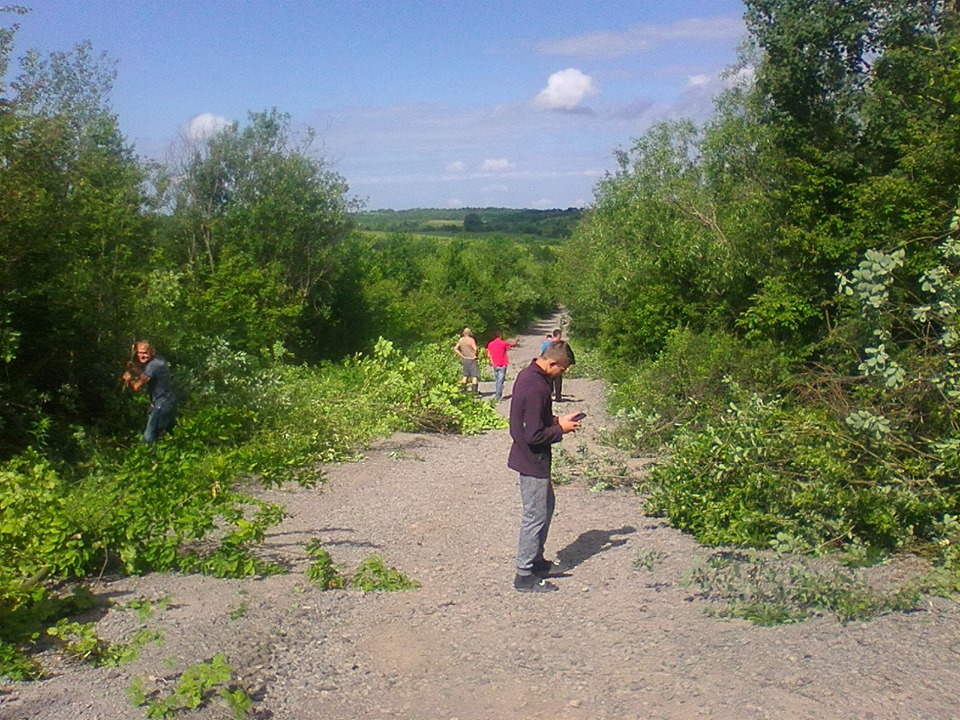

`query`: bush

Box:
[0,336,506,678]
[608,327,790,453]
[643,394,954,552]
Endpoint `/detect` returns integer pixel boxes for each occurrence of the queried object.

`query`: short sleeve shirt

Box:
[143,356,175,409]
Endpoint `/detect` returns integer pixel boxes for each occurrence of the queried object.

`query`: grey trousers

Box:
[515,474,555,575]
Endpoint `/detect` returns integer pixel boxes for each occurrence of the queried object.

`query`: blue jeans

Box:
[144,403,176,444]
[493,365,507,400]
[516,474,555,575]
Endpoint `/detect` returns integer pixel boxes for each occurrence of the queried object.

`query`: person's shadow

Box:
[555,525,636,571]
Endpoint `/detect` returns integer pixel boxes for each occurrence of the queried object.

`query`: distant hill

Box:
[353,207,583,239]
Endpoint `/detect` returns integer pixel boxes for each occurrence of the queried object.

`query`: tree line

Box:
[356,207,582,239]
[560,0,960,565]
[0,15,556,459]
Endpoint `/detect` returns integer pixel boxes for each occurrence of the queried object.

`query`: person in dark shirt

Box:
[507,340,581,592]
[121,340,177,444]
[540,328,566,402]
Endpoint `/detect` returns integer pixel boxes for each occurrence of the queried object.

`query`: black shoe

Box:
[514,573,558,593]
[532,558,558,576]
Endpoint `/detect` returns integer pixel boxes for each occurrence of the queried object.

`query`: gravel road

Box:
[3,316,959,720]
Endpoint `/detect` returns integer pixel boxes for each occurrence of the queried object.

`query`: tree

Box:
[157,109,357,359]
[0,32,147,453]
[462,212,484,233]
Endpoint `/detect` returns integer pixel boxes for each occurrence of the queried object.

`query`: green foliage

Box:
[689,550,921,625]
[0,639,42,681]
[0,585,97,679]
[0,333,505,679]
[153,109,355,360]
[643,394,953,552]
[355,207,582,239]
[0,453,91,605]
[552,445,633,490]
[0,37,148,454]
[304,540,345,590]
[342,232,557,350]
[46,619,161,667]
[304,539,419,593]
[561,1,960,568]
[129,654,251,719]
[609,328,791,453]
[923,514,960,598]
[0,25,558,466]
[118,594,172,622]
[349,556,420,593]
[559,120,743,363]
[633,550,664,571]
[62,409,288,578]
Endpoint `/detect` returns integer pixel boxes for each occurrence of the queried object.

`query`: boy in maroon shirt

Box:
[507,340,581,592]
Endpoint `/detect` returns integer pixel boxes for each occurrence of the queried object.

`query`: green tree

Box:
[0,33,147,454]
[156,109,357,360]
[560,121,740,361]
[462,212,484,233]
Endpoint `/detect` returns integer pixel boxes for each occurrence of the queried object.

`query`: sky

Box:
[6,1,749,210]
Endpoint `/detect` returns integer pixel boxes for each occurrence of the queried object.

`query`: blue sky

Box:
[8,1,748,210]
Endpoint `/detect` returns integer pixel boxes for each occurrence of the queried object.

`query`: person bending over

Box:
[122,340,177,443]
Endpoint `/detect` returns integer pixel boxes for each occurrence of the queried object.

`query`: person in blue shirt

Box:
[540,329,566,402]
[121,340,177,443]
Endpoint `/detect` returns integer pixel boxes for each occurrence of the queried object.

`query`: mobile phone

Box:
[571,412,586,421]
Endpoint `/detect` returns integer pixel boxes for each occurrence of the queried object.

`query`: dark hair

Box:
[540,339,575,367]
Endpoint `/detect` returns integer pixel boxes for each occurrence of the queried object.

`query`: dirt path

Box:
[4,316,960,720]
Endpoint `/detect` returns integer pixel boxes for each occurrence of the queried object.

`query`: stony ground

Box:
[3,316,960,720]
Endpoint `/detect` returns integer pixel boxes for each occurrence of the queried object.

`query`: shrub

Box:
[608,327,790,453]
[643,394,954,552]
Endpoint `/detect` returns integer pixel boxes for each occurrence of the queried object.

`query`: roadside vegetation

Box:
[0,8,557,682]
[559,0,960,598]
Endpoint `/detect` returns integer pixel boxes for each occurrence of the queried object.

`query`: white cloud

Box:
[533,68,598,111]
[446,160,466,172]
[183,112,232,141]
[446,197,464,207]
[537,16,744,58]
[480,158,515,172]
[482,184,509,193]
[686,74,711,87]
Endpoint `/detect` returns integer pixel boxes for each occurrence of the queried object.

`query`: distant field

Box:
[353,207,582,239]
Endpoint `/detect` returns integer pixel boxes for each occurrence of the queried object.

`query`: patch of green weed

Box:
[129,654,252,719]
[349,556,420,592]
[689,551,921,625]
